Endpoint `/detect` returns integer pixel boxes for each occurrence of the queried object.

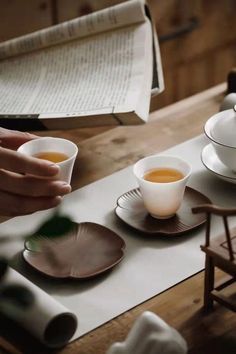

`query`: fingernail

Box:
[53,196,62,206]
[48,164,60,174]
[60,183,72,194]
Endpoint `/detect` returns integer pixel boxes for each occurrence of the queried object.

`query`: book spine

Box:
[0,115,47,131]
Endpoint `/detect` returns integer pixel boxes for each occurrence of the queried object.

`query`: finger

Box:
[0,147,60,177]
[0,169,71,197]
[0,128,38,150]
[0,191,62,217]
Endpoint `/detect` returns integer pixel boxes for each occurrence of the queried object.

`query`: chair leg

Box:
[203,255,215,312]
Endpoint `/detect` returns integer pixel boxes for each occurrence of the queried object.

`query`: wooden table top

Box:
[1,83,236,354]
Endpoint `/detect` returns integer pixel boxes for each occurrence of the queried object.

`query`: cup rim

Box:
[17,137,79,164]
[133,154,191,185]
[204,111,236,149]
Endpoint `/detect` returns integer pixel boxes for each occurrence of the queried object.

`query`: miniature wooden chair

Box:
[192,204,236,312]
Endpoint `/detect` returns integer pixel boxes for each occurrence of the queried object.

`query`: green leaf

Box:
[29,214,74,239]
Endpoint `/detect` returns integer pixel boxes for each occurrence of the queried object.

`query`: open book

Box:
[0,0,164,130]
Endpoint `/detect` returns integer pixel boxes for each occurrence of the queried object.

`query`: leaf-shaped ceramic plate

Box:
[23,222,125,279]
[115,187,211,236]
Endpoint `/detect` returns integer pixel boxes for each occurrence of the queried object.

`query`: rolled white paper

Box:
[2,268,78,348]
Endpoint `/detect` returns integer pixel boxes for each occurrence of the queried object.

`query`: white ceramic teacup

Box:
[204,109,236,172]
[133,155,191,219]
[17,137,78,184]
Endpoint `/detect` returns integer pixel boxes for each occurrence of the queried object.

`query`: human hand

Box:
[0,127,38,150]
[0,128,71,216]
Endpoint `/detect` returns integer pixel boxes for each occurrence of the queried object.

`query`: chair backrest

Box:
[192,204,236,261]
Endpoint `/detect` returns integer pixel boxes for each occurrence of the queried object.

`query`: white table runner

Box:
[1,134,236,341]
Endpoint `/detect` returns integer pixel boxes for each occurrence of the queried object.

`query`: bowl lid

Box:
[210,108,236,146]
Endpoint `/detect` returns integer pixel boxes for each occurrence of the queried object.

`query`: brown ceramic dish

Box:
[23,222,125,279]
[115,187,211,236]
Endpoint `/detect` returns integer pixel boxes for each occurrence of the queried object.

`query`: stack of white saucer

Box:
[202,93,236,184]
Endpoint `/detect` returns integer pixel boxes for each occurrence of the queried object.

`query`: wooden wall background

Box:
[0,0,235,110]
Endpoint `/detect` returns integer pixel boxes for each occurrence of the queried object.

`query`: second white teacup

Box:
[18,137,78,184]
[204,109,236,172]
[133,155,191,219]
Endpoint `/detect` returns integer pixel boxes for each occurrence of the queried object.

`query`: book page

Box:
[0,0,146,60]
[0,21,151,121]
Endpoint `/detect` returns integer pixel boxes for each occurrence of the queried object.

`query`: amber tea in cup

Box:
[143,168,184,183]
[33,151,69,163]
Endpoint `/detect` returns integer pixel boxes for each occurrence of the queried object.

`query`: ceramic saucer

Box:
[115,187,211,236]
[201,144,236,184]
[23,222,125,279]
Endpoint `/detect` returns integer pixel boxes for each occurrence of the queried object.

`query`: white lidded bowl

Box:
[204,108,236,172]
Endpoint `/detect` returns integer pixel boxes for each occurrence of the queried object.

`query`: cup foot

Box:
[150,213,176,220]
